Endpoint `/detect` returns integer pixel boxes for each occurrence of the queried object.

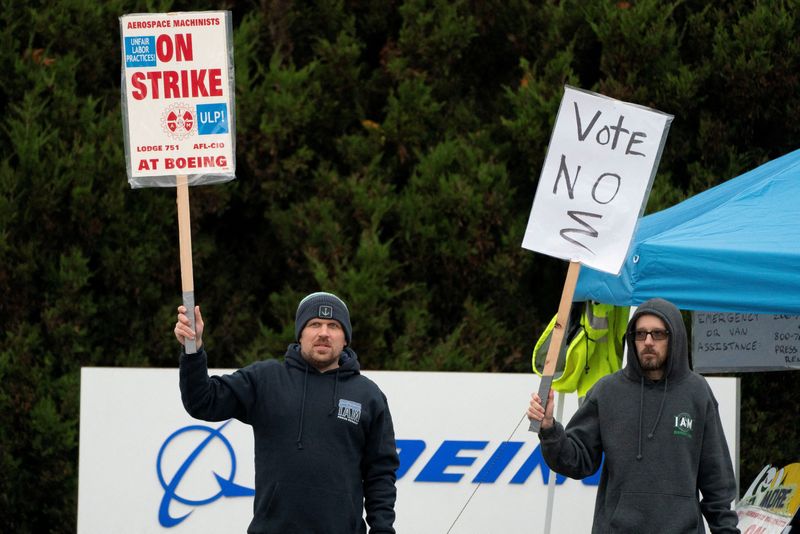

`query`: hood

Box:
[623,298,690,382]
[623,298,691,461]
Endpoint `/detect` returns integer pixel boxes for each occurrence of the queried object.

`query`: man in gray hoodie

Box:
[527,298,739,533]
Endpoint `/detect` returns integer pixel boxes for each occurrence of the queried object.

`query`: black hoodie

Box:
[180,344,399,533]
[539,298,739,533]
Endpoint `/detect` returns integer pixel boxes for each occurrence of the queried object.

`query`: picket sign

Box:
[119,11,237,350]
[523,86,673,435]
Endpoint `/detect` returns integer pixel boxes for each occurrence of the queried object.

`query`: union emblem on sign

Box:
[161,103,196,139]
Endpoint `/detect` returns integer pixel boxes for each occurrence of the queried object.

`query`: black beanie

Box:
[295,292,352,344]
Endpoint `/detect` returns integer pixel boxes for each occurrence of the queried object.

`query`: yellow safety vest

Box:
[532,301,629,397]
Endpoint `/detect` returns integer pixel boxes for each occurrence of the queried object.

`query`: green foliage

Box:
[2,0,800,528]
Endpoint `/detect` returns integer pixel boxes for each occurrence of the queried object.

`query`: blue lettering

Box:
[415,441,487,482]
[394,439,603,486]
[510,445,566,484]
[396,439,425,479]
[472,441,524,483]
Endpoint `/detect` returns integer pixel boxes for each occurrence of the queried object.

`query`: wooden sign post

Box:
[529,261,580,432]
[176,174,197,353]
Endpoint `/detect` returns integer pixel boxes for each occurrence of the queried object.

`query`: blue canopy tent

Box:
[574,149,800,315]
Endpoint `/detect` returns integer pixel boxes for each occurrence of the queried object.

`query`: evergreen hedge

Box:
[2,1,799,530]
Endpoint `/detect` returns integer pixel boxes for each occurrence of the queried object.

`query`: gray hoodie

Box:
[539,298,739,533]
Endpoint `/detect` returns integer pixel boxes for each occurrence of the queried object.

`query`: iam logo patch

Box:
[673,413,694,438]
[337,399,361,425]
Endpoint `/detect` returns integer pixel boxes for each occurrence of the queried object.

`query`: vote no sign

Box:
[522,86,672,274]
[120,12,236,188]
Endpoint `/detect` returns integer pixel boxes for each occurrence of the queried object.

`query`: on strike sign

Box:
[120,11,236,188]
[522,86,672,274]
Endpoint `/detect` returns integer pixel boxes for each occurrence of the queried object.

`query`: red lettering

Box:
[163,156,228,170]
[174,34,193,61]
[131,72,147,100]
[137,158,158,170]
[163,71,179,98]
[156,35,173,62]
[155,33,193,63]
[126,19,171,30]
[126,20,169,29]
[145,71,162,98]
[208,68,222,96]
[128,69,223,100]
[181,69,190,97]
[190,69,208,98]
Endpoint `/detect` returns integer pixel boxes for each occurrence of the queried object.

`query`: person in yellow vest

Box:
[532,301,628,398]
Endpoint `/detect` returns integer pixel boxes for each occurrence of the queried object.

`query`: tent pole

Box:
[542,391,566,533]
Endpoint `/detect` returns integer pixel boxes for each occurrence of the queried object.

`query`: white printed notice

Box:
[522,86,673,274]
[120,11,236,188]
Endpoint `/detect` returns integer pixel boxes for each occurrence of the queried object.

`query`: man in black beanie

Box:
[174,291,399,534]
[293,291,353,372]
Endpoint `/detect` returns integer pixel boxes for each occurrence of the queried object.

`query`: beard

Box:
[638,349,666,371]
[301,345,341,370]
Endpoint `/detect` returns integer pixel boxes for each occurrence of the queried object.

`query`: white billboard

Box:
[78,368,737,533]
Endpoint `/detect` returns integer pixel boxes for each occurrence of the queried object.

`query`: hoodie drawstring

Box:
[296,364,309,450]
[297,363,344,448]
[648,377,668,439]
[328,368,341,415]
[637,377,644,461]
[636,376,670,460]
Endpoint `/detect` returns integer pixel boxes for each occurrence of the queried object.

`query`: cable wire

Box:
[445,412,530,533]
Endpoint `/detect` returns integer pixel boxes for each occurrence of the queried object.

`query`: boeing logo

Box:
[156,421,254,527]
[157,424,601,528]
[396,439,601,485]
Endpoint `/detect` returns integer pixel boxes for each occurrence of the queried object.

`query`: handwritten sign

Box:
[736,463,800,533]
[691,312,800,372]
[522,86,672,274]
[120,11,236,188]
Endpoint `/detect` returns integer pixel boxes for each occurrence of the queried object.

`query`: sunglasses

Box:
[634,329,670,341]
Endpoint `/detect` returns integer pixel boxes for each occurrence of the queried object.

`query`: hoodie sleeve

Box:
[539,394,604,479]
[179,348,258,424]
[697,389,740,533]
[361,392,399,534]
